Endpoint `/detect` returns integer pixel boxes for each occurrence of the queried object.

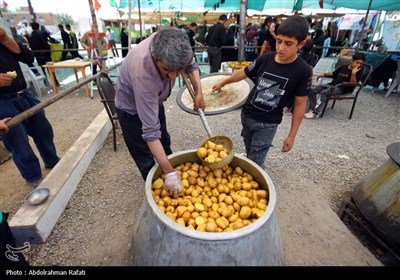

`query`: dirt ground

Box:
[1,75,398,266]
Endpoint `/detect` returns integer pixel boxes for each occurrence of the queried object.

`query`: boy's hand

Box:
[281,136,295,152]
[352,66,361,74]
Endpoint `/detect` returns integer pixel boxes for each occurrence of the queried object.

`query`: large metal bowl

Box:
[176,73,254,115]
[25,188,50,205]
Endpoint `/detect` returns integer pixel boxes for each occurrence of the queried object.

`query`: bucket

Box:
[352,142,400,247]
[130,150,285,266]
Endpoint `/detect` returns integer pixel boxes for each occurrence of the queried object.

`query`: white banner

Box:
[338,14,373,30]
[382,20,400,51]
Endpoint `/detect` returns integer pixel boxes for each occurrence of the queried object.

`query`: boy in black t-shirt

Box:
[212,16,311,169]
[304,52,365,119]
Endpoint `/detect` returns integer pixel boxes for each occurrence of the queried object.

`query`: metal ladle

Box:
[180,72,234,169]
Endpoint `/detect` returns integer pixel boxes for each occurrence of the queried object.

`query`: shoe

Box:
[25,178,43,188]
[45,158,60,169]
[304,111,317,119]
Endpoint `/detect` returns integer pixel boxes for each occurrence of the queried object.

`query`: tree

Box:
[59,13,76,26]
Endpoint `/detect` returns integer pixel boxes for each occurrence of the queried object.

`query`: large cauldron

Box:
[130,150,285,266]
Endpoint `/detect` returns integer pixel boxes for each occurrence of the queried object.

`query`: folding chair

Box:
[320,63,373,119]
[19,62,48,97]
[96,72,118,151]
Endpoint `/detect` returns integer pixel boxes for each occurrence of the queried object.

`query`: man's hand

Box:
[0,27,7,42]
[0,73,15,87]
[164,171,182,198]
[0,117,12,134]
[193,93,206,112]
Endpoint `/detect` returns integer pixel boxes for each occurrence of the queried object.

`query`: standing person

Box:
[28,22,60,87]
[206,14,227,73]
[115,27,205,197]
[58,24,72,61]
[244,22,260,61]
[259,16,277,56]
[312,29,324,62]
[65,24,83,59]
[221,24,238,62]
[106,26,119,57]
[304,52,366,119]
[212,16,311,169]
[0,27,60,188]
[10,27,29,47]
[187,22,199,55]
[80,25,107,78]
[120,22,129,58]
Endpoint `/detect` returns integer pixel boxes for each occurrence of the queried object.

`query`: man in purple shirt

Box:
[115,27,205,197]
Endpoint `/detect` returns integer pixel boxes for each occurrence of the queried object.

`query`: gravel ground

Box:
[1,64,398,266]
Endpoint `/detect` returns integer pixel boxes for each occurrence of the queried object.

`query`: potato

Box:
[6,71,17,79]
[206,222,217,232]
[152,178,164,189]
[239,206,252,220]
[152,159,269,232]
[197,147,208,158]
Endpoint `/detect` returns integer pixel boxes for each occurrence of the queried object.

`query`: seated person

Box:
[304,52,366,119]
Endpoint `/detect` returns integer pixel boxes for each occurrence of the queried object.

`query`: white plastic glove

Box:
[164,171,182,198]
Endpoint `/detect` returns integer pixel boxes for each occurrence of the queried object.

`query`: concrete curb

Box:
[10,109,111,244]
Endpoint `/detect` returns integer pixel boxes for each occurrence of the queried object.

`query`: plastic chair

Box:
[320,63,373,119]
[19,62,48,97]
[96,72,118,151]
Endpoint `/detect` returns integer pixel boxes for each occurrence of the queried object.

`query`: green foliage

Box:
[58,13,75,25]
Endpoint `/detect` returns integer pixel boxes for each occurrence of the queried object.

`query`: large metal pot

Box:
[352,142,400,246]
[130,150,285,266]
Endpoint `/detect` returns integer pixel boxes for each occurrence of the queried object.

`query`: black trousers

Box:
[116,104,172,181]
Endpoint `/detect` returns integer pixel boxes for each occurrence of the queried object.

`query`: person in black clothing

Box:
[28,22,60,86]
[299,39,317,67]
[40,25,58,44]
[221,24,238,62]
[0,26,60,188]
[187,22,198,56]
[259,16,277,56]
[58,24,72,61]
[65,24,83,59]
[304,52,366,119]
[120,23,129,58]
[206,14,227,73]
[312,29,324,63]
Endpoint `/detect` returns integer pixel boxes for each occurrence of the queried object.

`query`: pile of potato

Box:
[197,140,229,164]
[152,161,269,232]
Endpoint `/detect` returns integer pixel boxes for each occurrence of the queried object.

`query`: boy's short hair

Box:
[276,15,309,43]
[352,52,366,62]
[190,22,197,27]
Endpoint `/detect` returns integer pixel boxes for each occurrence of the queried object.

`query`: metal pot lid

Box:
[176,73,254,115]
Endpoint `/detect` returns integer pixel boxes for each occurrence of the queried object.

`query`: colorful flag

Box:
[94,0,101,11]
[319,0,324,9]
[110,0,117,8]
[293,0,303,12]
[1,0,8,8]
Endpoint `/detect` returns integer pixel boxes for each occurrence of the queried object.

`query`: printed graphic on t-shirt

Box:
[251,72,288,111]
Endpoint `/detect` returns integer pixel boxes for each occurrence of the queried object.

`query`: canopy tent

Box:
[114,0,338,12]
[324,0,400,11]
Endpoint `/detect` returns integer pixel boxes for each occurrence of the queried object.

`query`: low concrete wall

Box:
[9,109,111,244]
